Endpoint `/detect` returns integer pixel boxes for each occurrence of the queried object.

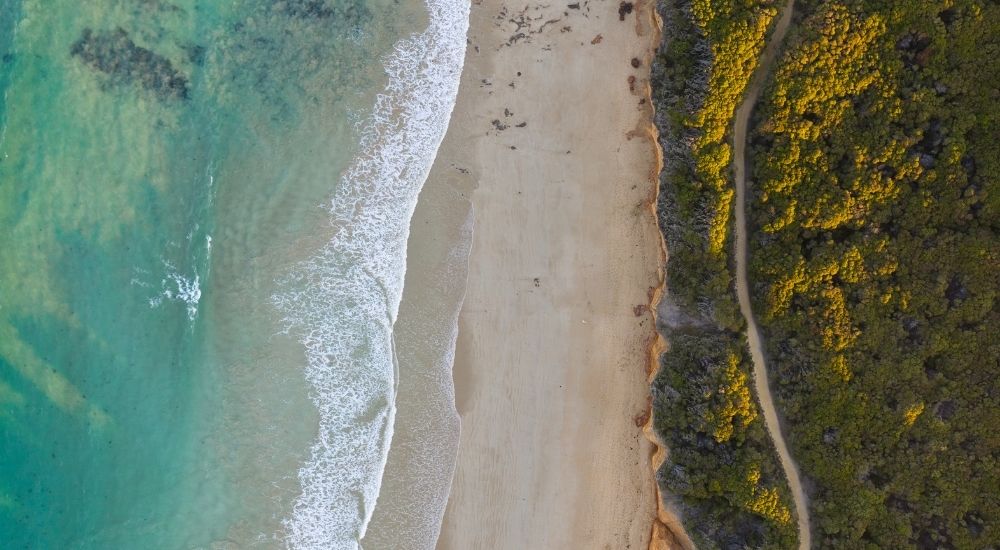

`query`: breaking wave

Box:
[269,0,469,546]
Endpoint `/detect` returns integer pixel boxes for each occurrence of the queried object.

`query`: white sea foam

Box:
[269,0,469,546]
[138,260,202,321]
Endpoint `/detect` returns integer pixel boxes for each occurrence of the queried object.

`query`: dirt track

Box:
[731,2,812,548]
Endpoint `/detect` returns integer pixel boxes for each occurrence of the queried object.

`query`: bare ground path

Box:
[731,1,812,548]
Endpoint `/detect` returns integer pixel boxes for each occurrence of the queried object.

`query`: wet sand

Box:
[362,170,474,549]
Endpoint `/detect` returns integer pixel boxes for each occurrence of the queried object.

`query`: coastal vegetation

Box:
[650,0,799,547]
[748,0,1000,547]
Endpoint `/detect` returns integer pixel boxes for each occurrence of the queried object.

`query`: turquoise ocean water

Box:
[0,0,467,547]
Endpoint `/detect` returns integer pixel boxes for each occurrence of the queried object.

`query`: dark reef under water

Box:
[71,27,191,100]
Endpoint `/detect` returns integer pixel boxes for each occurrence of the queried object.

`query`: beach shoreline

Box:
[408,0,673,545]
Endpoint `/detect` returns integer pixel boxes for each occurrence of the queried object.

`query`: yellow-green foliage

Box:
[653,335,798,549]
[691,2,776,256]
[744,467,793,526]
[750,0,1000,547]
[655,0,780,329]
[705,352,758,443]
[651,0,800,547]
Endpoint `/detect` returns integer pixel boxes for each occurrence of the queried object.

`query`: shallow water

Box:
[0,0,464,546]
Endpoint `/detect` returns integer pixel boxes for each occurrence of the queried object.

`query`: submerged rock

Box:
[70,28,189,100]
[280,0,335,18]
[276,0,370,24]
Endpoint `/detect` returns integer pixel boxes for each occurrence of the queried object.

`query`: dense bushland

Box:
[749,0,1000,547]
[650,0,798,547]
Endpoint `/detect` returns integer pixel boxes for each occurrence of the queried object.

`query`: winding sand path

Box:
[731,2,811,549]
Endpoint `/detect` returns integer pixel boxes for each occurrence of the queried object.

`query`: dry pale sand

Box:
[431,0,666,546]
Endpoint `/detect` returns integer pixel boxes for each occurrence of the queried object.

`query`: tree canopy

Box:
[651,1,799,547]
[750,0,1000,547]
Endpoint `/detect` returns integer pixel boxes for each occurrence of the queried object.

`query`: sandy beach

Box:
[412,0,667,545]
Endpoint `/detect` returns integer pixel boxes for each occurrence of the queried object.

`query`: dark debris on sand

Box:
[618,1,633,20]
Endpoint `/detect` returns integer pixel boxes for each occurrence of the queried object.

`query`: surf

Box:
[270,0,469,545]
